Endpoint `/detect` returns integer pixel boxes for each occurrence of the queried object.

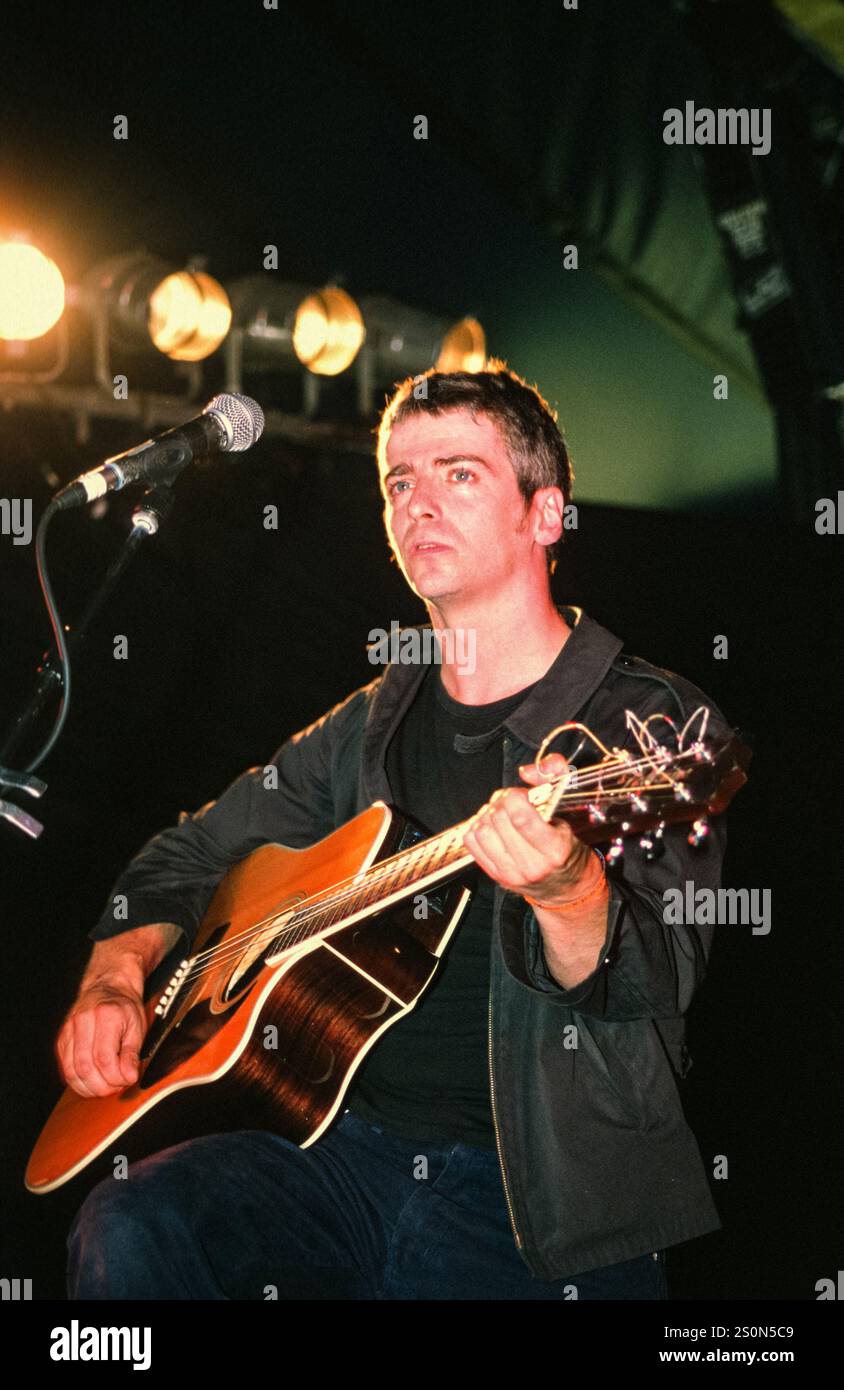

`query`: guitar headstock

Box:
[528,706,751,862]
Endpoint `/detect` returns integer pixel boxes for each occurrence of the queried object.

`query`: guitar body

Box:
[25,801,472,1193]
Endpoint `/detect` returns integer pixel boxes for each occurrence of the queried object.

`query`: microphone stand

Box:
[0,482,178,839]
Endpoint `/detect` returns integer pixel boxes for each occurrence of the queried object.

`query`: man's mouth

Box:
[411,540,451,553]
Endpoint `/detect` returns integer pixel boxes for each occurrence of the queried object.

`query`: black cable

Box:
[23,501,71,773]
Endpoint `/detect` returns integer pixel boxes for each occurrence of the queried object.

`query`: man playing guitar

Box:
[56,363,735,1299]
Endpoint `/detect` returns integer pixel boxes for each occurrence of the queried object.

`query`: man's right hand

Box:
[56,981,147,1097]
[55,921,183,1098]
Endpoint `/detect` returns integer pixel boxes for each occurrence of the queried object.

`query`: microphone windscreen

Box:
[205,393,265,451]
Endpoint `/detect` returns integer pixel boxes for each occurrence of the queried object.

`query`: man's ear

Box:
[533,487,565,547]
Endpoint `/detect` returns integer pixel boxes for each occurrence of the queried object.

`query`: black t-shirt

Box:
[346,663,539,1149]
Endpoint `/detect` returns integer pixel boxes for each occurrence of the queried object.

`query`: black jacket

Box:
[90,605,729,1279]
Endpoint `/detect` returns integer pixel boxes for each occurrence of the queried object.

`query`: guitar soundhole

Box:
[220,955,266,1004]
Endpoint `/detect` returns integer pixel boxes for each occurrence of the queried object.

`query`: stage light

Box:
[436,316,486,373]
[355,296,487,412]
[226,278,365,377]
[148,270,231,361]
[358,295,486,381]
[0,241,65,341]
[292,286,365,376]
[84,252,231,361]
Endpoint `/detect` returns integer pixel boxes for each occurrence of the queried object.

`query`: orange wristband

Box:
[523,856,609,913]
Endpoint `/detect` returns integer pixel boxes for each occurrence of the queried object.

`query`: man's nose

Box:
[406,474,440,519]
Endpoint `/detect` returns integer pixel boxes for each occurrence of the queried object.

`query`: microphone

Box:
[51,393,265,511]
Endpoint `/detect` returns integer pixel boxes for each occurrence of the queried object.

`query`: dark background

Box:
[1,0,842,1302]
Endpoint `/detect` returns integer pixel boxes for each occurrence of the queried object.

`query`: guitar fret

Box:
[372,840,434,903]
[405,836,441,887]
[288,827,459,947]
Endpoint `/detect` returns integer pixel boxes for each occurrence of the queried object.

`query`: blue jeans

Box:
[66,1108,668,1300]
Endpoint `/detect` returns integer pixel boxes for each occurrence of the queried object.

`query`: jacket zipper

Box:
[488,990,523,1250]
[488,730,523,1251]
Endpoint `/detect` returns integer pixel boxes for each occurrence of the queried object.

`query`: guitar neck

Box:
[271,782,557,953]
[265,721,749,956]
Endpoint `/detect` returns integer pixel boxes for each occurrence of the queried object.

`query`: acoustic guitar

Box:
[25,705,750,1193]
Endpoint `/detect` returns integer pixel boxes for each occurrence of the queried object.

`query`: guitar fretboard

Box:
[261,729,719,958]
[267,783,554,954]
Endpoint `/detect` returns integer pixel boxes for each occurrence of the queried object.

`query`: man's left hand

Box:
[461,752,595,905]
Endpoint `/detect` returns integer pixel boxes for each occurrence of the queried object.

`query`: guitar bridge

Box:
[154,959,191,1018]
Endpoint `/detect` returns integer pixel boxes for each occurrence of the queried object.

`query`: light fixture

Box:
[0,239,65,341]
[436,315,486,373]
[355,295,486,412]
[148,269,231,361]
[226,277,365,379]
[84,252,231,361]
[292,286,365,376]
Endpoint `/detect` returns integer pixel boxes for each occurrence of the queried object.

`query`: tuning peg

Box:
[639,825,665,861]
[606,836,625,865]
[687,817,710,848]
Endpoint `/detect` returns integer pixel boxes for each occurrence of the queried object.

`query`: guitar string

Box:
[179,752,684,979]
[171,752,699,989]
[180,753,697,982]
[179,769,693,989]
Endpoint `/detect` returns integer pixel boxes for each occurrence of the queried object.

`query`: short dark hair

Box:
[376,358,574,574]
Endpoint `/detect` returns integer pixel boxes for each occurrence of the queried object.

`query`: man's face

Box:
[380,407,538,606]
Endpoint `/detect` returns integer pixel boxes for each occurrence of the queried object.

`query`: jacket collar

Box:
[362,605,625,802]
[505,605,625,748]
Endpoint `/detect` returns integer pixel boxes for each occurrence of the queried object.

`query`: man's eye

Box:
[451,467,475,482]
[387,479,411,495]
